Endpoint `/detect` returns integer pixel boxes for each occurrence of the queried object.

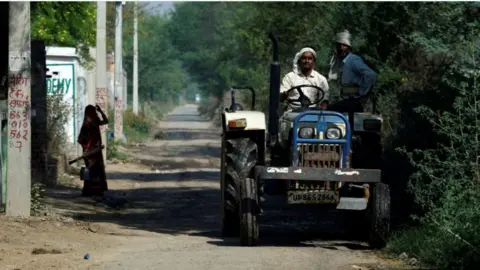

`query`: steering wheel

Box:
[284,84,326,109]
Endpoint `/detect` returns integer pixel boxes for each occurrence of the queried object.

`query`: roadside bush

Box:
[108,108,150,143]
[46,95,71,156]
[106,139,128,160]
[123,108,151,138]
[389,50,480,269]
[31,182,46,216]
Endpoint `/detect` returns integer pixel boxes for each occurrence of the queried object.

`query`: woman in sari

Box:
[77,105,109,199]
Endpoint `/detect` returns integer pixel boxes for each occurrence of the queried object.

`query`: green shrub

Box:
[107,139,128,160]
[389,49,480,269]
[122,108,152,142]
[31,182,46,216]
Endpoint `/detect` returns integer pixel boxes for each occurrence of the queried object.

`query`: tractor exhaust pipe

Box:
[268,32,280,146]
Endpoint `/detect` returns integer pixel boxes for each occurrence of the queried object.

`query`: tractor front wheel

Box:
[367,182,391,249]
[239,177,259,246]
[222,138,259,238]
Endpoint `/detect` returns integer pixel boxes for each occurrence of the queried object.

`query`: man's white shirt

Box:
[280,70,329,110]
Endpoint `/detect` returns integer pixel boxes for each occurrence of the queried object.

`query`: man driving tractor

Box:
[328,30,378,113]
[279,47,329,111]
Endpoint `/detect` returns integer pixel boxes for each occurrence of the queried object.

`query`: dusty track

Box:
[0,104,409,270]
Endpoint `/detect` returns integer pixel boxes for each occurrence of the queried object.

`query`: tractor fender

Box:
[222,111,266,131]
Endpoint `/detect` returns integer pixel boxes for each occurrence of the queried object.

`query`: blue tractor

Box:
[219,33,390,247]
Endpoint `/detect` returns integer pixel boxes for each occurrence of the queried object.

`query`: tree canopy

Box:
[31,2,96,63]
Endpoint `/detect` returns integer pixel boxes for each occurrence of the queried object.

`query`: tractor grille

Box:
[292,144,342,190]
[299,144,342,168]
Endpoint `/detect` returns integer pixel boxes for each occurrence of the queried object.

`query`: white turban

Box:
[334,30,352,47]
[292,47,316,73]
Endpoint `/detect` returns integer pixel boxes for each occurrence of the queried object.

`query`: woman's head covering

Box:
[84,105,100,125]
[334,30,352,47]
[293,47,317,73]
[78,105,101,146]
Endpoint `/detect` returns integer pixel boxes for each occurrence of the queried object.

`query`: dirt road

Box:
[0,104,407,270]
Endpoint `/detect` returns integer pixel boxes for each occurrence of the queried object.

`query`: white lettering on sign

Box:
[294,168,302,174]
[267,167,288,173]
[334,169,360,176]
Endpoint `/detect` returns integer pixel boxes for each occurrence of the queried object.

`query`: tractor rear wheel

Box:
[222,138,258,237]
[368,182,391,248]
[240,177,259,246]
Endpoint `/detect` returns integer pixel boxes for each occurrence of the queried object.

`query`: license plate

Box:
[287,190,339,204]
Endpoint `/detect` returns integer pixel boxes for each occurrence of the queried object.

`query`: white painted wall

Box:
[45,47,89,154]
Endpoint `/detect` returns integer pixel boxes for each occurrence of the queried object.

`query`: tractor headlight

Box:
[326,127,342,139]
[298,127,314,138]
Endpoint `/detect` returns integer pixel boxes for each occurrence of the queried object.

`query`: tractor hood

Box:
[282,111,345,124]
[280,111,346,139]
[278,111,347,148]
[281,111,383,132]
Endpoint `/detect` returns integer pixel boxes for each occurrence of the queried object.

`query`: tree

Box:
[122,8,185,105]
[31,2,96,63]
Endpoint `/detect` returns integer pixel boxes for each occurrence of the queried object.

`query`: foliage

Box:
[122,108,151,142]
[31,2,96,64]
[107,106,159,144]
[46,95,71,156]
[106,2,152,53]
[390,47,480,269]
[113,2,187,108]
[106,139,128,161]
[31,182,46,216]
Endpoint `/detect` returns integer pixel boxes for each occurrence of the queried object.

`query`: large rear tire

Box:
[240,177,259,246]
[368,182,391,248]
[221,138,258,237]
[222,165,240,237]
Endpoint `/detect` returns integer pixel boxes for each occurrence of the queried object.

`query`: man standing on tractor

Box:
[280,47,329,111]
[327,30,378,113]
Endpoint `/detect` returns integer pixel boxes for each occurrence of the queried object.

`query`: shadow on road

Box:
[106,171,219,182]
[45,105,374,251]
[47,179,371,250]
[132,157,219,170]
[166,115,212,122]
[162,130,220,141]
[192,230,370,250]
[129,144,220,160]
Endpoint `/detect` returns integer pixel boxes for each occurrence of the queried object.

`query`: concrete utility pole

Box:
[87,47,97,106]
[133,2,139,114]
[123,69,127,110]
[96,1,108,160]
[7,2,32,216]
[123,68,127,110]
[114,1,124,140]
